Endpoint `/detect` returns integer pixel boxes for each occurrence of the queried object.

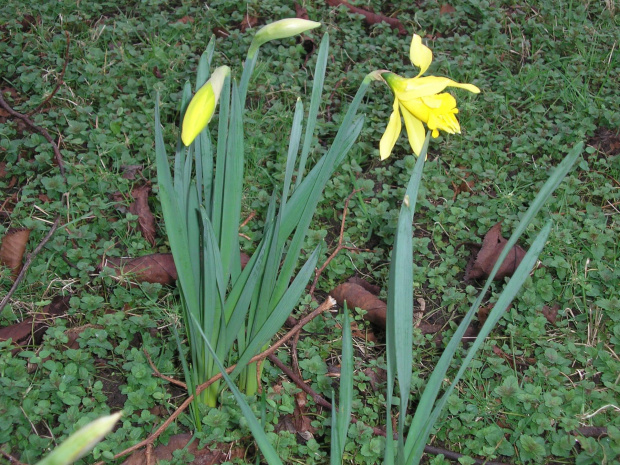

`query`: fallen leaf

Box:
[121,164,143,180]
[129,184,156,246]
[275,392,316,441]
[330,282,387,328]
[0,228,31,278]
[464,222,526,281]
[122,434,241,465]
[176,16,194,24]
[239,13,259,33]
[541,304,559,325]
[326,0,406,35]
[363,366,387,391]
[103,254,178,285]
[0,161,6,177]
[440,4,456,14]
[295,2,310,20]
[0,296,70,351]
[347,276,381,295]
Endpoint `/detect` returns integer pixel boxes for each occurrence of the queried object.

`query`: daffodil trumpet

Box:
[378,34,480,160]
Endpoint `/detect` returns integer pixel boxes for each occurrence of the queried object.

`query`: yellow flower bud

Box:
[181,66,230,146]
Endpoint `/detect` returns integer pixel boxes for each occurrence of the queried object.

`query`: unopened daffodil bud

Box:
[36,412,121,465]
[248,19,321,58]
[181,65,230,146]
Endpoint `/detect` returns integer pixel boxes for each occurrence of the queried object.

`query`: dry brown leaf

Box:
[464,222,526,281]
[176,16,194,24]
[122,434,239,465]
[121,165,143,179]
[363,366,387,392]
[326,0,407,34]
[239,13,259,33]
[129,184,156,246]
[347,276,381,295]
[0,296,70,351]
[275,392,316,441]
[0,228,31,279]
[330,282,386,328]
[295,2,310,20]
[440,4,456,14]
[104,254,178,285]
[542,304,560,325]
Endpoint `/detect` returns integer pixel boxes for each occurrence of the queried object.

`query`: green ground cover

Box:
[1,1,619,464]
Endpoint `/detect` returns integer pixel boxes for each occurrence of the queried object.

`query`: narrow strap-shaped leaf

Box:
[273,116,365,305]
[238,53,259,105]
[195,37,216,90]
[386,135,428,463]
[211,75,231,234]
[281,98,304,209]
[403,142,582,462]
[154,95,199,316]
[187,312,284,465]
[174,82,193,200]
[218,81,244,284]
[231,246,320,380]
[295,33,329,188]
[337,305,353,454]
[406,222,553,465]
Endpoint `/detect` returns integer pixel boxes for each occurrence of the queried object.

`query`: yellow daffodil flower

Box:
[379,34,480,159]
[181,66,230,146]
[248,18,321,58]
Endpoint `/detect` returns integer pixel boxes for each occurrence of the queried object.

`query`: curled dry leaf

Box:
[0,228,31,279]
[120,164,143,180]
[330,282,387,328]
[464,222,526,281]
[103,254,178,285]
[326,0,406,34]
[102,252,250,286]
[239,13,259,32]
[347,276,381,295]
[0,295,70,352]
[275,392,316,441]
[122,434,243,465]
[295,2,310,20]
[129,184,156,246]
[542,304,560,325]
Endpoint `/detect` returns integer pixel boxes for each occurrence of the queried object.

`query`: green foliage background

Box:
[0,0,619,463]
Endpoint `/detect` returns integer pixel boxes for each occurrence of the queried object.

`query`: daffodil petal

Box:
[400,105,426,156]
[410,34,433,77]
[379,98,402,160]
[400,76,480,100]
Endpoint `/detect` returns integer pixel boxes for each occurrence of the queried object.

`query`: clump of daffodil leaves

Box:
[377,34,480,159]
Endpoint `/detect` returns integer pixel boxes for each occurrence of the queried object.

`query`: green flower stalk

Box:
[247,18,321,58]
[377,34,480,159]
[181,65,230,146]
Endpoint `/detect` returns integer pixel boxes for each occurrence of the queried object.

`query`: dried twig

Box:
[309,189,371,296]
[0,450,26,465]
[0,216,61,313]
[144,348,187,389]
[0,94,65,177]
[27,31,71,116]
[95,297,336,464]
